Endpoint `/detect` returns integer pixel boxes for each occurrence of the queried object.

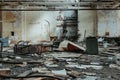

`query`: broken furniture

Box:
[86,37,98,55]
[29,43,53,55]
[14,41,53,54]
[0,38,9,57]
[59,40,85,52]
[98,37,120,46]
[14,41,30,54]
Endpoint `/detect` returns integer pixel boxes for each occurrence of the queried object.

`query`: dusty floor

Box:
[0,46,120,80]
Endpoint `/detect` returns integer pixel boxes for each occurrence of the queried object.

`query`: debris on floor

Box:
[0,68,11,76]
[52,69,67,76]
[0,40,120,80]
[59,40,85,52]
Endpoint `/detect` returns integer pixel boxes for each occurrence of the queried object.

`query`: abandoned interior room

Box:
[0,0,120,80]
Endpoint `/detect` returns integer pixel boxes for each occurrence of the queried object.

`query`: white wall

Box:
[21,11,77,43]
[5,10,119,42]
[78,10,96,41]
[24,11,58,42]
[117,10,120,36]
[78,10,120,41]
[98,10,119,37]
[2,10,96,42]
[20,10,120,42]
[22,10,96,42]
[2,11,22,41]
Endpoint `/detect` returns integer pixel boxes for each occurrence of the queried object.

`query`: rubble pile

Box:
[0,39,120,80]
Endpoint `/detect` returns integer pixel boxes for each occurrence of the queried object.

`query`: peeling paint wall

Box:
[78,10,96,41]
[22,10,95,42]
[2,11,22,41]
[24,11,59,42]
[63,11,77,40]
[1,10,77,42]
[2,9,120,43]
[98,10,119,37]
[22,11,77,42]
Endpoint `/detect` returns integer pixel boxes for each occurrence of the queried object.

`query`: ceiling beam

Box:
[0,0,120,10]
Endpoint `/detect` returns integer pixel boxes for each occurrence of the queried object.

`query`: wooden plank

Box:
[67,71,81,78]
[18,70,32,77]
[0,68,11,76]
[25,78,45,80]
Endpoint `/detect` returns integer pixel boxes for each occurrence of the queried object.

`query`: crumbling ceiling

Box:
[0,0,120,10]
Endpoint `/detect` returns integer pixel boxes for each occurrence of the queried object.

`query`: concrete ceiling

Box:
[0,0,120,10]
